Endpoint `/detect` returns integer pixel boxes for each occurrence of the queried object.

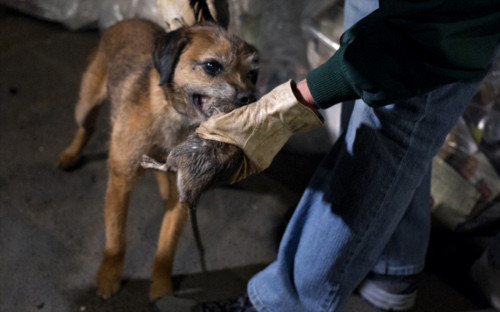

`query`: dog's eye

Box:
[202,61,223,76]
[247,70,258,84]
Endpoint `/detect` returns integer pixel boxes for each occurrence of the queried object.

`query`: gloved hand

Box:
[196,80,324,182]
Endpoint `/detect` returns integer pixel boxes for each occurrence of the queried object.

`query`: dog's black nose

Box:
[237,92,256,106]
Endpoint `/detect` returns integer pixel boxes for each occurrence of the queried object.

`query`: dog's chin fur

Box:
[162,82,241,126]
[190,93,238,118]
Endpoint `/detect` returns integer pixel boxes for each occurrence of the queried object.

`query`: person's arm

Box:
[196,0,500,182]
[293,79,316,108]
[307,0,500,109]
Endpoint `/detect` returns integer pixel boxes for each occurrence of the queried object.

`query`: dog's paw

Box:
[149,278,173,301]
[56,150,81,170]
[95,257,123,299]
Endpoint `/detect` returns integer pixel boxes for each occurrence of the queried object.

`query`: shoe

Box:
[470,250,500,310]
[357,273,421,311]
[198,292,257,312]
[149,295,198,312]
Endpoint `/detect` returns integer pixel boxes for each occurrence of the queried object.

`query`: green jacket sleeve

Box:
[306,0,500,109]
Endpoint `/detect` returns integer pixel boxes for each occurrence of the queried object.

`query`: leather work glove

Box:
[196,80,324,183]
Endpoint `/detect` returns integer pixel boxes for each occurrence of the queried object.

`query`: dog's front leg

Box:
[95,164,135,299]
[150,171,188,301]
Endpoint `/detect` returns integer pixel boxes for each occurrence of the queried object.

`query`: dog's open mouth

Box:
[192,94,209,118]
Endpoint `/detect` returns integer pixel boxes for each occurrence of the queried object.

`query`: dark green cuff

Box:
[306,45,359,109]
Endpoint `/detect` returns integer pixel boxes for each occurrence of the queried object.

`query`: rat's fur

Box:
[142,134,244,207]
[168,135,244,206]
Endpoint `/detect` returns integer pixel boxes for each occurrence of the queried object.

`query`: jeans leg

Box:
[248,81,479,312]
[342,106,432,277]
[343,0,378,29]
[371,169,431,276]
[487,232,500,268]
[343,0,431,276]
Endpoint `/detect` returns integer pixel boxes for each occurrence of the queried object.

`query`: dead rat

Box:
[141,134,245,207]
[141,124,248,273]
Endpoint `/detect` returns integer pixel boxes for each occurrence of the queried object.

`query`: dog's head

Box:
[153,24,259,121]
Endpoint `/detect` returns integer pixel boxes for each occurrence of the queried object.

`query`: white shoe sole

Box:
[358,280,417,311]
[470,251,500,310]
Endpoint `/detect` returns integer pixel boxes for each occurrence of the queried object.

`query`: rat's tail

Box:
[188,205,207,272]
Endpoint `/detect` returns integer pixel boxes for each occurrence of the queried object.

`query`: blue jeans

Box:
[247,1,482,311]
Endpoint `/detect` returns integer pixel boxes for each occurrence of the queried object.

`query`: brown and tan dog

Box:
[57,18,258,300]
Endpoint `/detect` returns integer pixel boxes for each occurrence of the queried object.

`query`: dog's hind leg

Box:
[149,171,188,301]
[57,48,107,169]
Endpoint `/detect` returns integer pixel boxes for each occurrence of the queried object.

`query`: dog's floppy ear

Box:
[153,28,190,85]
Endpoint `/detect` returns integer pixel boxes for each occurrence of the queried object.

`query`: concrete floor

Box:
[0,5,495,312]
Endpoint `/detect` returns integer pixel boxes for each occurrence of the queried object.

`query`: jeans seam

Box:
[372,263,424,276]
[322,100,429,312]
[248,278,272,312]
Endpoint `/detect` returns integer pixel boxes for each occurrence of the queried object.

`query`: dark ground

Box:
[0,6,497,312]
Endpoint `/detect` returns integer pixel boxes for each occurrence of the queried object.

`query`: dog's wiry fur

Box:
[57,18,258,300]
